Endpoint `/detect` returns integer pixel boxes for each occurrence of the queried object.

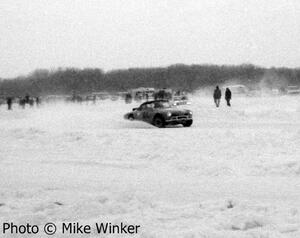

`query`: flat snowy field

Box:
[0,95,300,237]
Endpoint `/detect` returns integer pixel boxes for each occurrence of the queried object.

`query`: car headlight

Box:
[167,112,172,117]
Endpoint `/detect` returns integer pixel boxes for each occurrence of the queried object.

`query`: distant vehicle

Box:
[44,95,68,103]
[286,86,300,95]
[173,91,190,105]
[131,87,155,101]
[271,89,280,95]
[154,89,173,100]
[110,94,119,101]
[124,100,193,128]
[92,92,110,100]
[222,84,249,95]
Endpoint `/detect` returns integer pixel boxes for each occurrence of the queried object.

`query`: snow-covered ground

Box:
[0,95,300,237]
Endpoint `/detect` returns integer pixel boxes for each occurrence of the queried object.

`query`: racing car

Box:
[124,100,193,128]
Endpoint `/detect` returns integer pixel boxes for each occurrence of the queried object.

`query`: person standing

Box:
[25,94,30,104]
[35,96,40,106]
[213,86,221,107]
[6,97,13,110]
[225,88,232,106]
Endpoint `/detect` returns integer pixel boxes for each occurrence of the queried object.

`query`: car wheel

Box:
[182,120,193,127]
[128,114,134,120]
[153,115,165,128]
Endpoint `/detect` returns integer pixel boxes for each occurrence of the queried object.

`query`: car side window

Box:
[140,103,155,110]
[140,104,147,110]
[154,102,162,108]
[147,103,154,109]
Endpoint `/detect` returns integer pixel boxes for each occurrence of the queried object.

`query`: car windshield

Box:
[154,101,172,108]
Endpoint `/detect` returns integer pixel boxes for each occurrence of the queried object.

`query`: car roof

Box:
[140,100,169,106]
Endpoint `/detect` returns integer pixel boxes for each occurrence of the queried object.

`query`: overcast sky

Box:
[1,0,300,78]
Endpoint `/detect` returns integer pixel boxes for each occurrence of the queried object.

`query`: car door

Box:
[142,103,154,122]
[134,107,143,120]
[135,104,146,121]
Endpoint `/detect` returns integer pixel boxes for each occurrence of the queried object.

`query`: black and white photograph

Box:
[0,0,300,237]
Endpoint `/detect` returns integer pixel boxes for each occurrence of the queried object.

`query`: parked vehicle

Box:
[287,86,300,95]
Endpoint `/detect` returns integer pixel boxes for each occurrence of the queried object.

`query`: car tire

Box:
[182,120,193,127]
[153,115,165,128]
[128,114,134,120]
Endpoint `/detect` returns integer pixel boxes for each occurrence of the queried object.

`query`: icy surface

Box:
[0,95,300,237]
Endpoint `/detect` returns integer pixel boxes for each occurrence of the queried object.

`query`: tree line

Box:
[0,64,300,96]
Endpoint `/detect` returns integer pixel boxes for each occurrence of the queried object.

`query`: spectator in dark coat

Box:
[225,88,232,106]
[25,94,30,104]
[35,96,40,106]
[6,97,13,110]
[213,86,222,107]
